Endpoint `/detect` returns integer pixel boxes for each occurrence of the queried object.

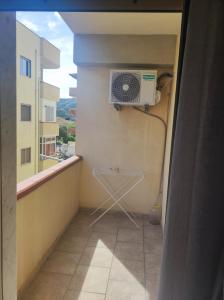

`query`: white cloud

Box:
[54,12,62,20]
[48,21,57,30]
[20,19,39,32]
[49,37,73,56]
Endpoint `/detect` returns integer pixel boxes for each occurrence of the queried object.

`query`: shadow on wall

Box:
[76,67,173,215]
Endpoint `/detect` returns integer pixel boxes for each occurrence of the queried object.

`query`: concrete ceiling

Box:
[60,12,182,35]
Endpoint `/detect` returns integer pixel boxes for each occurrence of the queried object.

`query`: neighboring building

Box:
[16,21,60,182]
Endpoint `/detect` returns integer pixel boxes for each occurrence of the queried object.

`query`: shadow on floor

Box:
[21,209,163,300]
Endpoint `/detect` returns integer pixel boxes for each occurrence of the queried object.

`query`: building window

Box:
[45,106,55,122]
[21,148,31,164]
[40,137,56,158]
[21,104,31,121]
[20,56,31,78]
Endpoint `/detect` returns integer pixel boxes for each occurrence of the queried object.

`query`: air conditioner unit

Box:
[109,69,160,106]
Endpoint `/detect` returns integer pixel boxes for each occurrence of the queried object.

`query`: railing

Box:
[17,156,82,295]
[40,154,63,162]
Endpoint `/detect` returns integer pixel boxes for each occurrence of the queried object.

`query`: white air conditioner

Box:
[109,69,160,106]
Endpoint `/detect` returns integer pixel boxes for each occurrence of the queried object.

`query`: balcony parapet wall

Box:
[17,156,82,295]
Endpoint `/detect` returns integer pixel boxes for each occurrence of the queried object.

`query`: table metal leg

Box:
[89,176,143,228]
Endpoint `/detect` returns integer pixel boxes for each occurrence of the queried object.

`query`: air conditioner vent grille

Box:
[111,72,141,103]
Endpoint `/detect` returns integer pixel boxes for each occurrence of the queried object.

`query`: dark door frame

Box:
[0,1,187,299]
[0,12,17,300]
[0,0,183,12]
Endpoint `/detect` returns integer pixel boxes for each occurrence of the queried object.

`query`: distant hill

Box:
[57,98,77,120]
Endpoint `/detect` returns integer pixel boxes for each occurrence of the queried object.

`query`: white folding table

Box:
[90,167,144,228]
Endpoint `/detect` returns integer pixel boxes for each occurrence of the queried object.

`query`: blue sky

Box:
[16,12,77,98]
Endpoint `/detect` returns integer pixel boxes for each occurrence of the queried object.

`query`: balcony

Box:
[16,15,180,300]
[69,87,77,97]
[39,122,59,136]
[17,155,162,300]
[40,38,60,69]
[41,81,60,102]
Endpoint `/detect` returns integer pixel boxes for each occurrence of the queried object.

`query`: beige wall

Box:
[74,34,177,66]
[76,66,173,214]
[16,22,60,182]
[74,34,177,214]
[39,122,59,136]
[40,38,60,69]
[17,160,81,294]
[16,22,40,182]
[39,159,58,171]
[40,98,57,122]
[40,81,60,102]
[61,12,181,35]
[162,36,180,228]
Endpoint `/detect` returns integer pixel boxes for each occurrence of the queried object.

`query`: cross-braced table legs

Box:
[90,169,144,228]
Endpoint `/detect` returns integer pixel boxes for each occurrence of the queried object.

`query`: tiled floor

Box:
[21,210,163,300]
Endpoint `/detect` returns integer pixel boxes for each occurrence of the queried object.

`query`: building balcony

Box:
[40,38,60,69]
[15,17,179,300]
[17,155,162,299]
[69,87,77,97]
[40,122,59,136]
[41,81,60,102]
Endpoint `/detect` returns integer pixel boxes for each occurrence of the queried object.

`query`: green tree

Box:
[67,135,75,142]
[59,125,68,143]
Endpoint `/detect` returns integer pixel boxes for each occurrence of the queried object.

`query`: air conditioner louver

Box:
[109,69,159,106]
[111,72,141,103]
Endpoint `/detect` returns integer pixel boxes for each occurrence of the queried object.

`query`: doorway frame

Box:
[0,1,186,299]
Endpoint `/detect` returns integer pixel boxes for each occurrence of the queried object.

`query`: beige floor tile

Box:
[143,238,162,254]
[97,213,121,223]
[115,242,144,261]
[143,215,150,226]
[143,216,160,228]
[63,290,105,300]
[88,232,117,249]
[118,216,143,229]
[145,272,160,286]
[79,247,113,268]
[92,221,118,234]
[117,228,143,244]
[21,272,71,300]
[73,214,97,225]
[145,277,159,300]
[67,222,93,237]
[66,228,93,239]
[105,279,146,300]
[22,287,65,300]
[144,253,161,276]
[143,226,162,240]
[56,236,88,254]
[65,231,92,240]
[69,265,110,294]
[110,257,145,283]
[78,208,93,214]
[22,212,163,300]
[42,251,80,275]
